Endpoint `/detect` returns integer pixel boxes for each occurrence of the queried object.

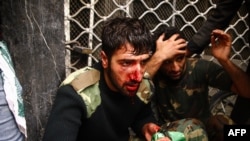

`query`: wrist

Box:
[142,123,161,140]
[154,51,167,62]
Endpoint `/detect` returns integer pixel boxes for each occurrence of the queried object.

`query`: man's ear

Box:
[101,51,108,68]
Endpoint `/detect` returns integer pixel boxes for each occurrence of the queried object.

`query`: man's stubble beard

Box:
[106,65,129,97]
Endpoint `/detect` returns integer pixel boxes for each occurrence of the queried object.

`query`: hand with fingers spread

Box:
[211,29,232,61]
[146,31,187,79]
[210,29,250,99]
[155,33,187,62]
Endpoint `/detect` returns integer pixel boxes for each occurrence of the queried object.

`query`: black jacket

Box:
[42,63,156,141]
[188,0,249,54]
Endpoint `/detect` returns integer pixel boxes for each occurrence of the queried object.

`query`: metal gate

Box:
[64,0,249,76]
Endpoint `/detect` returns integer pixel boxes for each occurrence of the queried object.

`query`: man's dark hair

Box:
[152,26,186,52]
[101,17,153,59]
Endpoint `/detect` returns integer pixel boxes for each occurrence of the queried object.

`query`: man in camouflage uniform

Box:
[146,26,250,141]
[43,17,173,141]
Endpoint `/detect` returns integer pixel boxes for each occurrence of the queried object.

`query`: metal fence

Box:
[64,0,249,76]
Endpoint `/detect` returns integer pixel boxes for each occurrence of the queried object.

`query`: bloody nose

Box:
[129,70,143,82]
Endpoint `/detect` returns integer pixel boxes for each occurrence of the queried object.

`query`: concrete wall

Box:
[1,0,65,140]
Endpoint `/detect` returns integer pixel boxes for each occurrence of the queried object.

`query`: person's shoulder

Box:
[187,57,211,64]
[61,66,100,91]
[136,72,154,104]
[187,57,201,66]
[59,66,102,119]
[61,66,102,118]
[187,57,213,70]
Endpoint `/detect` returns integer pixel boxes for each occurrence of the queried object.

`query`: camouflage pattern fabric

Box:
[160,115,234,141]
[154,58,233,124]
[129,118,208,141]
[161,118,208,141]
[205,115,234,141]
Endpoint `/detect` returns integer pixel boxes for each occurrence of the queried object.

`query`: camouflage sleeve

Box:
[205,60,233,91]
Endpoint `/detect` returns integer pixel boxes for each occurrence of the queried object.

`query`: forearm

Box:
[188,0,243,54]
[146,52,164,79]
[218,59,250,98]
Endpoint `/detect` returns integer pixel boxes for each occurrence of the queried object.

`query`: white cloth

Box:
[0,41,27,137]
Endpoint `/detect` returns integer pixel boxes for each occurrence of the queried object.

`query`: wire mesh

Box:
[64,0,249,74]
